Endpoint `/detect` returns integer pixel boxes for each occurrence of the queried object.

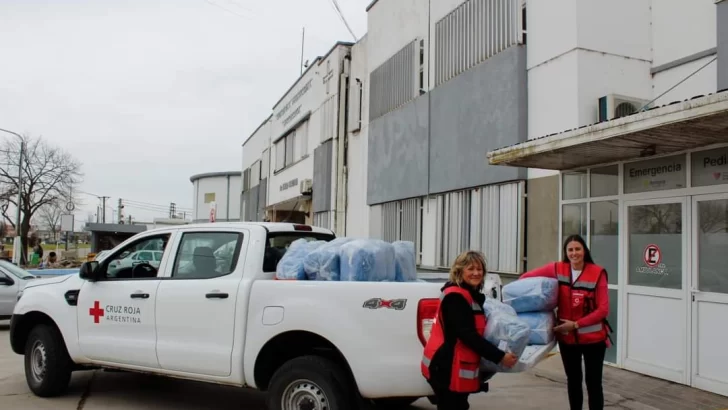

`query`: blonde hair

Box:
[449,250,487,290]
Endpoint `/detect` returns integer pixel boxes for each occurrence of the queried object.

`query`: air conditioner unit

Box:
[300,178,313,195]
[597,94,651,122]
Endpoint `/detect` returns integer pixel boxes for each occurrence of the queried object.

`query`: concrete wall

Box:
[719,0,728,91]
[313,140,333,212]
[367,95,429,205]
[367,45,527,204]
[429,46,528,194]
[345,36,371,238]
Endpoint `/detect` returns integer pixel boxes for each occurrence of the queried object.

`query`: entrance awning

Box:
[487,90,728,170]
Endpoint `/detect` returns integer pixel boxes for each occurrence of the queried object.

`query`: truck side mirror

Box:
[79,261,100,281]
[0,276,14,286]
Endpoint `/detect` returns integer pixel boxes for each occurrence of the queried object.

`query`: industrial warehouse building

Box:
[240,0,728,396]
[190,171,242,223]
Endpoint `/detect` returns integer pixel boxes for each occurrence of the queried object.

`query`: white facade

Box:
[242,43,354,227]
[486,0,727,397]
[238,0,728,396]
[344,36,370,238]
[190,172,242,223]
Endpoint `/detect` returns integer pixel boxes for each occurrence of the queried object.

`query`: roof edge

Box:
[365,0,379,12]
[189,171,242,183]
[271,41,354,110]
[242,113,273,147]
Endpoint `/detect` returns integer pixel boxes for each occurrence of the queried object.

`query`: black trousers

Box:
[558,341,607,410]
[431,387,470,410]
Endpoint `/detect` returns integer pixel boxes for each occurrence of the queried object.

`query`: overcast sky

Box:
[0,0,369,228]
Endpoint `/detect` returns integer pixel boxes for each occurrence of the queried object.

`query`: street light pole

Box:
[0,128,24,265]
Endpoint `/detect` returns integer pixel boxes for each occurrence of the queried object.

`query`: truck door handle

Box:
[130,293,149,299]
[206,292,228,299]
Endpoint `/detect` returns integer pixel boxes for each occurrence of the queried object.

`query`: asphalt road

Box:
[0,320,572,409]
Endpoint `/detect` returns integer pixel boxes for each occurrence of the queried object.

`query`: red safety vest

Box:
[421,286,486,393]
[555,261,611,345]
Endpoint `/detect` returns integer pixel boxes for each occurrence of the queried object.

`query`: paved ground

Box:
[3,320,728,409]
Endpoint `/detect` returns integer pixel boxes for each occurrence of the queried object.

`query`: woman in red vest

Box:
[519,234,611,410]
[421,250,518,410]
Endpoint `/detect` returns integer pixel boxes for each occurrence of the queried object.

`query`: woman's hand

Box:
[500,352,518,368]
[554,319,577,334]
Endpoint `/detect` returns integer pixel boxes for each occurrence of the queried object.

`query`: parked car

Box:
[0,261,39,319]
[9,222,504,409]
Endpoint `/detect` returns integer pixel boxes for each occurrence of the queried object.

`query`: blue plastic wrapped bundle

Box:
[302,237,356,281]
[392,241,417,282]
[480,311,531,373]
[483,297,517,320]
[339,239,397,282]
[275,239,325,280]
[502,277,559,313]
[517,311,555,345]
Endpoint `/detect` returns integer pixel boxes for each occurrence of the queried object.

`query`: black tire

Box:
[370,397,419,409]
[24,323,73,397]
[266,355,354,410]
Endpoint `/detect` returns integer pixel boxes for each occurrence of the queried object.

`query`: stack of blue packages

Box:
[275,239,325,280]
[339,239,397,282]
[483,297,517,319]
[392,241,417,282]
[502,277,559,313]
[480,309,531,373]
[502,277,559,345]
[517,311,556,345]
[302,237,356,281]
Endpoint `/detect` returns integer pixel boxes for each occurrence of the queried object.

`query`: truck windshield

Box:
[263,232,335,272]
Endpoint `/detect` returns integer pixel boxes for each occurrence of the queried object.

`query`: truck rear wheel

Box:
[266,355,353,410]
[24,324,72,397]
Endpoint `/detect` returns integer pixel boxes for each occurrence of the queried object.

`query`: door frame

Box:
[620,195,691,384]
[690,192,728,394]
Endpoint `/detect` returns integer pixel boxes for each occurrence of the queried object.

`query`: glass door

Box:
[622,196,689,384]
[691,193,728,396]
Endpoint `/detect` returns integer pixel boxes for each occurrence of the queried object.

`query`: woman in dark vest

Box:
[519,234,611,410]
[421,250,518,410]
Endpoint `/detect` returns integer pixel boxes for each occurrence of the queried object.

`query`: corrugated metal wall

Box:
[313,211,331,230]
[437,181,524,273]
[257,178,267,221]
[320,95,337,143]
[313,140,333,213]
[435,0,524,86]
[380,198,422,263]
[369,40,417,122]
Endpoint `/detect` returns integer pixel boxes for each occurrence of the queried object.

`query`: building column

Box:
[719,0,728,90]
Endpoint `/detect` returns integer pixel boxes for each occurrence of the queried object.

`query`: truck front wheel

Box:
[24,324,72,397]
[266,355,354,410]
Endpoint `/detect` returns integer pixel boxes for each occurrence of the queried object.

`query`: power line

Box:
[328,0,357,41]
[202,0,253,19]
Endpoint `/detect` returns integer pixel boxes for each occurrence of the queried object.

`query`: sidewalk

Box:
[531,354,728,410]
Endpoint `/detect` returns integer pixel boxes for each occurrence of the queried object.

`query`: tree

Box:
[0,135,83,264]
[37,201,63,242]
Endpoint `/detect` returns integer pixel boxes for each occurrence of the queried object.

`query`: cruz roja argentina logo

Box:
[89,300,142,324]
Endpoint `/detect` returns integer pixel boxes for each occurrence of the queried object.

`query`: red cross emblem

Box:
[89,300,104,324]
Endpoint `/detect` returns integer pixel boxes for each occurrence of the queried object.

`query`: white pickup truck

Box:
[9,222,502,409]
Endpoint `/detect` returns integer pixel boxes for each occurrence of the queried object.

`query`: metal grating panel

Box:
[320,95,337,143]
[314,211,331,230]
[435,0,523,86]
[382,202,399,242]
[369,40,417,121]
[438,181,523,273]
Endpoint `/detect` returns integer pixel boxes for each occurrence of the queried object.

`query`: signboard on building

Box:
[691,147,728,187]
[623,154,686,193]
